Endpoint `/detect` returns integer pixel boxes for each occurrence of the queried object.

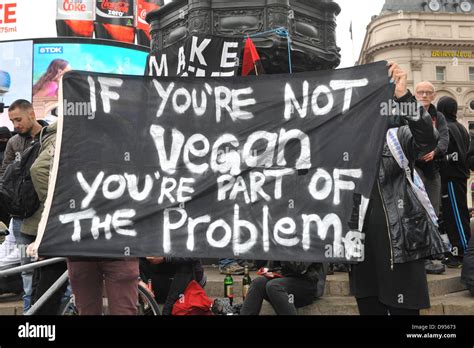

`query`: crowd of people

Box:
[0,61,473,316]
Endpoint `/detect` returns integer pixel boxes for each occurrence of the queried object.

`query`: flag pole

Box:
[350,21,356,65]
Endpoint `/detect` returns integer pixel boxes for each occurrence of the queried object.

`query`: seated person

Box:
[140,257,206,315]
[240,262,328,315]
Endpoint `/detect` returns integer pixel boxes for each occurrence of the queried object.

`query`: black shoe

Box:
[442,255,463,269]
[425,259,445,275]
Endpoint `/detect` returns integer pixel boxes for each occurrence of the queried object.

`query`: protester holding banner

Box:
[349,62,449,316]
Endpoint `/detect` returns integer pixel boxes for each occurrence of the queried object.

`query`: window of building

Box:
[470,100,474,112]
[470,67,474,81]
[469,121,474,136]
[436,66,446,81]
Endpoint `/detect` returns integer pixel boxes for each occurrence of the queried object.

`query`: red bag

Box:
[171,280,214,316]
[257,267,283,279]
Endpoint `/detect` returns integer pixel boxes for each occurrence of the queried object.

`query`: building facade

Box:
[359,0,474,129]
[359,0,474,205]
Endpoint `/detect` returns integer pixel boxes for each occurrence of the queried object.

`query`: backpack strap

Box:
[386,128,439,226]
[37,126,53,152]
[39,126,47,147]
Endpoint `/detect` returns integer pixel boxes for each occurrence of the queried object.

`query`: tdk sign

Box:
[38,46,63,54]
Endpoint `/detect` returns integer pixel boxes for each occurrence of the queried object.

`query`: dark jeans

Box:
[356,297,419,316]
[240,276,316,315]
[31,261,68,315]
[140,260,203,316]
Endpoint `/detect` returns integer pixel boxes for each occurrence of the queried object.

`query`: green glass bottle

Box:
[224,271,234,305]
[242,265,251,300]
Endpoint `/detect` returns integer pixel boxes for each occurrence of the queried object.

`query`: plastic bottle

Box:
[95,0,135,43]
[56,0,95,37]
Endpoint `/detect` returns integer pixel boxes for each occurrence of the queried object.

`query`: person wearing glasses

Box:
[414,81,449,275]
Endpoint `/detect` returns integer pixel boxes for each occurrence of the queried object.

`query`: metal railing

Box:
[0,257,68,315]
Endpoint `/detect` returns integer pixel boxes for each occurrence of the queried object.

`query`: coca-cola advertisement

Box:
[56,0,95,38]
[135,0,162,46]
[95,0,135,43]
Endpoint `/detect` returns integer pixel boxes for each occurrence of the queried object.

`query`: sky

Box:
[335,0,386,68]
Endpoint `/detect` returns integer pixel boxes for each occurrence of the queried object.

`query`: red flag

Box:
[242,37,263,76]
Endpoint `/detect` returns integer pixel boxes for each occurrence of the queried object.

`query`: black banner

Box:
[145,34,243,77]
[38,61,392,262]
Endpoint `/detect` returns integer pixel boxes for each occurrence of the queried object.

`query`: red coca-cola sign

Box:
[136,0,160,31]
[100,0,130,14]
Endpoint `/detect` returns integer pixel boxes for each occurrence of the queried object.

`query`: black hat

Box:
[0,126,11,138]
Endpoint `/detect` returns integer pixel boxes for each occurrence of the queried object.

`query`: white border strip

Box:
[33,77,65,255]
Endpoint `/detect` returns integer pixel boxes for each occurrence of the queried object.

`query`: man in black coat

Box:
[414,82,449,215]
[349,62,449,316]
[438,96,471,268]
[414,82,449,275]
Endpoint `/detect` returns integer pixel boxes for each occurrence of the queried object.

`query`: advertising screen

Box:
[0,40,33,105]
[33,42,148,84]
[32,40,148,119]
[0,40,33,130]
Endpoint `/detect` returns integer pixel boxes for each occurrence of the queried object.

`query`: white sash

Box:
[386,128,439,227]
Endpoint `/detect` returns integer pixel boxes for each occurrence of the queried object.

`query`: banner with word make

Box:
[38,62,392,262]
